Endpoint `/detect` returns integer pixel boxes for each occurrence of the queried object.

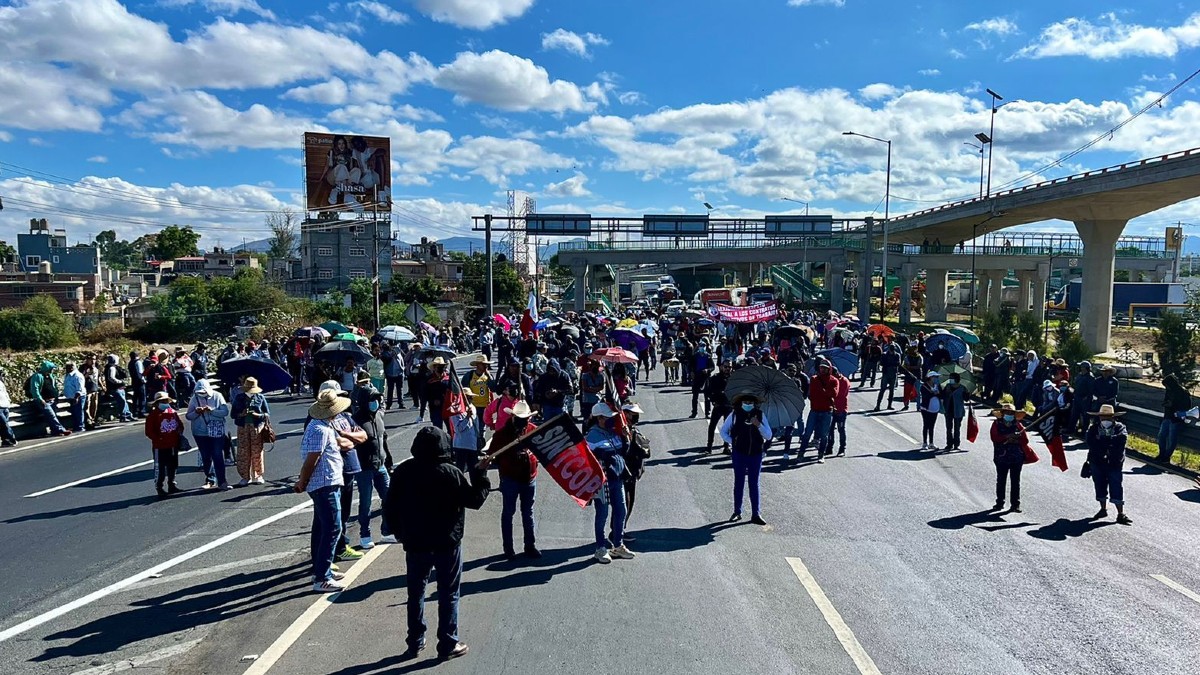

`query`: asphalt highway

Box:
[1,367,1199,675]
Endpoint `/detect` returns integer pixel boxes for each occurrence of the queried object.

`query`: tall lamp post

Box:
[781,197,810,215]
[843,131,891,321]
[966,136,989,199]
[985,88,1003,197]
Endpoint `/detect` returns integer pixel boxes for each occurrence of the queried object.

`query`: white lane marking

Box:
[873,416,918,445]
[786,556,883,675]
[129,551,302,591]
[1152,574,1200,605]
[23,448,196,498]
[0,499,313,643]
[243,544,389,675]
[70,637,204,675]
[0,422,137,458]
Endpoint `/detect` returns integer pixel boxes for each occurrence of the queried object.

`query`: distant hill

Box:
[231,237,273,254]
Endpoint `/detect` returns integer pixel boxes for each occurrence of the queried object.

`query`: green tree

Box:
[389,275,444,305]
[547,253,573,288]
[150,225,201,260]
[977,308,1017,351]
[0,240,15,264]
[1014,310,1047,355]
[1052,315,1095,367]
[266,208,298,259]
[0,295,80,350]
[453,251,525,307]
[1153,310,1200,389]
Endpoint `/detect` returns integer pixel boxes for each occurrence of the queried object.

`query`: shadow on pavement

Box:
[877,449,938,461]
[644,447,722,468]
[626,522,741,554]
[4,489,207,524]
[1174,489,1200,504]
[1129,464,1166,476]
[32,563,311,662]
[1027,517,1114,541]
[928,509,1006,530]
[324,652,442,675]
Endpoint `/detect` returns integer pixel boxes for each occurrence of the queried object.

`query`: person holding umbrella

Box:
[1086,404,1132,524]
[990,403,1029,512]
[721,393,771,525]
[231,376,270,486]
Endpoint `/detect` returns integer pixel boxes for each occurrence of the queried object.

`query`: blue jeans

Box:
[1157,419,1181,461]
[732,451,763,516]
[196,434,227,486]
[308,485,342,582]
[473,407,486,447]
[802,410,833,457]
[0,407,15,443]
[593,475,626,549]
[541,404,564,421]
[500,477,536,552]
[356,467,390,539]
[69,396,85,431]
[113,388,131,420]
[1091,462,1124,505]
[406,546,462,655]
[827,412,847,452]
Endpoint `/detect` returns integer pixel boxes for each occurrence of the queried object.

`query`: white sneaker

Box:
[250,477,265,485]
[417,415,424,422]
[237,478,249,487]
[378,535,398,544]
[319,570,347,582]
[610,545,636,560]
[594,547,612,564]
[360,537,375,550]
[817,457,825,464]
[313,580,345,593]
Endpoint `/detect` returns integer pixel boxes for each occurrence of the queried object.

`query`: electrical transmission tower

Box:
[504,190,536,278]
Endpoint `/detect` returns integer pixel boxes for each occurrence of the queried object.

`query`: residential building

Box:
[299,213,392,297]
[163,248,261,278]
[17,219,102,275]
[0,261,88,313]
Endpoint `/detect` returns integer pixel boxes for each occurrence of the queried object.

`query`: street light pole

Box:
[843,131,892,321]
[965,141,986,199]
[781,197,810,215]
[985,88,1003,197]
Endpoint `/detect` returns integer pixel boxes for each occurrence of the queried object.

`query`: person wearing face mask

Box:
[939,373,967,451]
[186,379,231,490]
[480,400,539,559]
[989,403,1029,513]
[578,359,605,422]
[917,372,942,450]
[689,341,714,419]
[586,403,635,564]
[352,388,396,549]
[801,359,838,462]
[721,394,772,525]
[145,391,186,497]
[1085,405,1131,525]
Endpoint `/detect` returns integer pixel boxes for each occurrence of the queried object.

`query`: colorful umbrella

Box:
[294,326,330,339]
[617,318,639,329]
[493,314,512,331]
[332,332,361,342]
[865,324,895,339]
[805,348,861,376]
[925,333,968,360]
[319,320,351,335]
[217,356,292,392]
[377,325,417,343]
[589,347,639,364]
[936,363,979,394]
[950,326,980,344]
[315,340,370,364]
[723,365,807,432]
[609,328,650,353]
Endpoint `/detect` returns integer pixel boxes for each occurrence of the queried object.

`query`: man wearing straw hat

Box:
[1091,364,1120,413]
[989,403,1029,513]
[295,388,355,593]
[482,399,540,560]
[1085,404,1132,525]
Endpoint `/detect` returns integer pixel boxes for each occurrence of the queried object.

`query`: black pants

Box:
[708,404,732,448]
[995,462,1022,507]
[386,376,405,408]
[406,545,463,655]
[153,447,178,488]
[336,479,354,553]
[691,375,710,416]
[861,361,878,387]
[945,415,963,449]
[920,411,939,446]
[624,477,639,527]
[409,377,422,410]
[876,374,897,408]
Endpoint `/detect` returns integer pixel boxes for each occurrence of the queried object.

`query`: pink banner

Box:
[710,302,778,324]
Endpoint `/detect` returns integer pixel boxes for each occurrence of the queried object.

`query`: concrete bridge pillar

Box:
[858,219,875,321]
[1074,219,1127,353]
[572,263,588,312]
[1015,270,1035,315]
[925,268,948,322]
[985,270,1006,315]
[1153,263,1171,283]
[830,256,846,313]
[1032,262,1050,325]
[899,262,916,325]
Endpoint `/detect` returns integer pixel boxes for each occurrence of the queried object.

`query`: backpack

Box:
[116,366,129,381]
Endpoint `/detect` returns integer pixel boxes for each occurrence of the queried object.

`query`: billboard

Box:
[304,132,391,213]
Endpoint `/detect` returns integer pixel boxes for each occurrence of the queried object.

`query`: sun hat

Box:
[503,400,534,418]
[591,402,618,418]
[151,391,174,404]
[309,389,351,420]
[1100,363,1117,373]
[431,356,447,366]
[1087,404,1125,417]
[470,356,490,366]
[241,377,262,394]
[731,393,761,406]
[926,371,939,379]
[991,402,1027,420]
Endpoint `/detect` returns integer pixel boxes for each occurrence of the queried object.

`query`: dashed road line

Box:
[786,556,883,675]
[1152,574,1200,605]
[23,449,195,498]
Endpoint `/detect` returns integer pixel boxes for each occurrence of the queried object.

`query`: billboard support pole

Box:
[372,186,381,330]
[485,214,494,320]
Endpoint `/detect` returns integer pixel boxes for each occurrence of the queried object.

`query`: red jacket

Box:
[834,375,850,413]
[145,408,185,449]
[492,421,538,483]
[808,373,839,412]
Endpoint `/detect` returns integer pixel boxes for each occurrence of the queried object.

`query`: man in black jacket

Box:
[705,361,733,453]
[384,427,490,662]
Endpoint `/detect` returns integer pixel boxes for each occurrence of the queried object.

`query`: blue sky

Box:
[2,0,1199,249]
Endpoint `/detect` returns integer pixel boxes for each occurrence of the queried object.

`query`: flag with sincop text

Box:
[517,414,606,508]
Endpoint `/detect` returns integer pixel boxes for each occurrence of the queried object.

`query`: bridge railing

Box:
[559,235,868,253]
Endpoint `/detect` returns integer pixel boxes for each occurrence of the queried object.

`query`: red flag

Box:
[517,414,606,507]
[966,407,979,443]
[1022,443,1040,465]
[1047,435,1068,472]
[903,380,917,404]
[1032,408,1069,472]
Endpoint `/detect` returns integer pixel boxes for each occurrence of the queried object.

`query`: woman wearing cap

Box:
[231,376,271,486]
[586,402,635,564]
[720,393,772,525]
[187,379,231,490]
[1086,405,1132,524]
[990,403,1029,512]
[295,389,355,592]
[145,391,185,497]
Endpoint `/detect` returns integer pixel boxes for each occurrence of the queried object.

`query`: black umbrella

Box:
[724,365,806,432]
[217,356,292,392]
[315,340,370,365]
[416,344,457,362]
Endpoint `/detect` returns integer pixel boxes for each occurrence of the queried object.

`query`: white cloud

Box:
[965,17,1019,36]
[443,136,575,185]
[412,0,535,29]
[859,83,901,100]
[349,1,409,25]
[618,91,645,105]
[161,0,276,19]
[434,50,594,113]
[948,48,967,59]
[283,78,350,105]
[0,131,11,142]
[0,62,111,132]
[918,68,941,76]
[787,0,845,7]
[544,173,591,197]
[86,156,108,163]
[1015,12,1200,60]
[541,29,609,58]
[120,91,326,151]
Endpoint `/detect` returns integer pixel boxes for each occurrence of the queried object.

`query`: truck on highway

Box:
[696,287,734,307]
[1046,280,1187,315]
[631,279,660,300]
[747,284,776,306]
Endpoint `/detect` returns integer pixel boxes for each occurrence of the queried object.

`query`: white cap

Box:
[591,402,617,418]
[319,380,342,393]
[621,402,644,415]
